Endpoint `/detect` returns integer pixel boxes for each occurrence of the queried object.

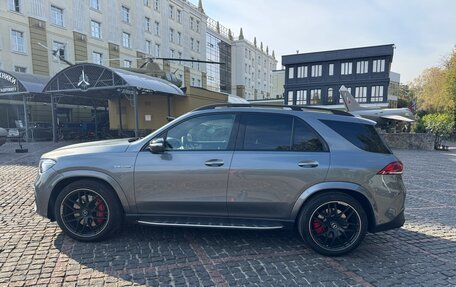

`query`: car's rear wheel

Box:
[54,180,122,241]
[298,192,367,256]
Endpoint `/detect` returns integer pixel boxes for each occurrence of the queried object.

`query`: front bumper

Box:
[34,168,61,219]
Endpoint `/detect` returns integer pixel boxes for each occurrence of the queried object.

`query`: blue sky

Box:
[200,0,456,83]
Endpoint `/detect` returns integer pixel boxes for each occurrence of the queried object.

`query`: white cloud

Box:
[202,0,456,83]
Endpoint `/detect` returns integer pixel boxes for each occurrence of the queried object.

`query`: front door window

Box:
[164,114,236,151]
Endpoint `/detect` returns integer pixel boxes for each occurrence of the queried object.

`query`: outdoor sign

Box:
[0,71,21,94]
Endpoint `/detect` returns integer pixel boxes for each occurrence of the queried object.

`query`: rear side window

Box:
[241,114,327,152]
[321,120,391,154]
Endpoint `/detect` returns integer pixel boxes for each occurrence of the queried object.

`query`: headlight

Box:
[39,159,56,174]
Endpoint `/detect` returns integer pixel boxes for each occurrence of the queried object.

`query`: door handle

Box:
[298,160,319,168]
[205,159,224,167]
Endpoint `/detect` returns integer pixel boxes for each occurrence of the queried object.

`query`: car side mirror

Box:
[149,138,165,153]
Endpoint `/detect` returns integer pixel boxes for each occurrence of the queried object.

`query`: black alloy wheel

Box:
[298,192,367,256]
[54,180,122,241]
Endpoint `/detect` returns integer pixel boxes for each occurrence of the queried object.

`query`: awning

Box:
[43,63,184,97]
[0,70,49,96]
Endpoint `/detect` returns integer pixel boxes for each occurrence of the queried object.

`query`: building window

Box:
[51,5,64,27]
[311,65,322,77]
[90,20,101,38]
[287,91,293,105]
[341,62,352,75]
[154,21,160,35]
[357,61,368,74]
[177,9,181,23]
[122,32,131,48]
[154,0,159,11]
[144,0,149,6]
[310,89,321,105]
[123,60,132,68]
[288,67,294,79]
[121,6,130,23]
[10,30,25,52]
[196,40,200,52]
[297,66,307,78]
[329,64,334,76]
[8,0,20,12]
[296,90,307,105]
[355,86,368,102]
[169,28,174,42]
[90,0,99,10]
[155,43,160,57]
[177,31,181,45]
[373,59,386,72]
[14,66,26,73]
[196,20,200,32]
[145,40,151,54]
[169,5,174,19]
[145,17,151,32]
[92,51,102,64]
[52,41,66,60]
[190,37,194,50]
[327,88,334,104]
[371,85,384,102]
[190,17,194,30]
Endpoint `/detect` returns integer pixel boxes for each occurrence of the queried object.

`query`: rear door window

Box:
[242,114,292,151]
[240,113,327,152]
[293,119,327,152]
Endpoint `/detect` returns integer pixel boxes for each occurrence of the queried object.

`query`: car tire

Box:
[298,192,367,256]
[54,179,123,242]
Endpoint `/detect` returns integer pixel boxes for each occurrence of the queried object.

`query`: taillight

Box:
[377,161,403,175]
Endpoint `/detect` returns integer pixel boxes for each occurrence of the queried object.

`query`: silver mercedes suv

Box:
[34,104,406,256]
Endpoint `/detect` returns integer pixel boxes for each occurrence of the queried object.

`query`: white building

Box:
[0,0,277,99]
[0,0,207,85]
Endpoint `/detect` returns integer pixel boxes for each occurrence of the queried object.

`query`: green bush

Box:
[422,113,455,148]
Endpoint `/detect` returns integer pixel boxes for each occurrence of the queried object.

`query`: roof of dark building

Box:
[282,44,394,65]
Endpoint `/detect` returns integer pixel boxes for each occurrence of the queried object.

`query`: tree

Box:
[444,47,456,113]
[422,113,455,148]
[410,47,456,113]
[410,67,448,112]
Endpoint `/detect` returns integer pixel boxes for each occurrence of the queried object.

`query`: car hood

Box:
[42,139,131,159]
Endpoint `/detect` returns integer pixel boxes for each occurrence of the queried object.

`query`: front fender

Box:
[54,170,133,213]
[289,182,376,220]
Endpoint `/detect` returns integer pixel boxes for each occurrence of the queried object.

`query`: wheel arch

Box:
[290,182,376,232]
[47,171,131,221]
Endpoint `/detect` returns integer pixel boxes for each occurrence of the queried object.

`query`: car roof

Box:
[191,104,376,125]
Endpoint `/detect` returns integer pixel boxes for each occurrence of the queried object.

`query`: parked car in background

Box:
[7,128,24,142]
[29,122,53,141]
[0,127,7,146]
[34,104,406,256]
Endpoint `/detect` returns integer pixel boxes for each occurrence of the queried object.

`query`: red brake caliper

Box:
[95,198,106,224]
[312,219,325,234]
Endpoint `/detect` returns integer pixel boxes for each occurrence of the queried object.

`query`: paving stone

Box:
[0,142,455,286]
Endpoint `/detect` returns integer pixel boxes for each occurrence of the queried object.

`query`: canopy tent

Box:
[42,63,185,141]
[0,70,50,140]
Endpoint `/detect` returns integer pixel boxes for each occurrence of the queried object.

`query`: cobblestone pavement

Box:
[0,141,455,286]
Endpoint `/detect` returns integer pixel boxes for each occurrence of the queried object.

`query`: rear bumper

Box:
[371,210,405,233]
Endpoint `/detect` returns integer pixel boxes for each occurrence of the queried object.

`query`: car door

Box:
[134,113,238,216]
[227,113,330,219]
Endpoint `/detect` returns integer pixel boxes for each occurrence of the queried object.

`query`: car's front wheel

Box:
[298,192,367,256]
[54,179,122,241]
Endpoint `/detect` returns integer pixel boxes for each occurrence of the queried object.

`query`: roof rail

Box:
[193,103,353,117]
